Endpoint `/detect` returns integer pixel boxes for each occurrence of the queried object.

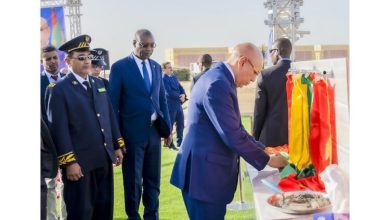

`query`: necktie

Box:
[51,75,58,81]
[141,61,151,93]
[82,81,92,96]
[142,61,155,115]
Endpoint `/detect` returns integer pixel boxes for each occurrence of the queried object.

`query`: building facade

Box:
[165,44,349,69]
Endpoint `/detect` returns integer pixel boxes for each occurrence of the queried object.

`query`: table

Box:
[246,163,331,220]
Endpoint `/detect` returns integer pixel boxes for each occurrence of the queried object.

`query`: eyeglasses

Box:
[137,41,156,48]
[246,58,260,76]
[269,48,278,53]
[70,55,93,61]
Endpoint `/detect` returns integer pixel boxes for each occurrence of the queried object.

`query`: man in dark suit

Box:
[90,48,109,89]
[41,117,58,220]
[190,54,212,91]
[47,35,125,220]
[170,43,288,220]
[40,45,67,220]
[109,29,171,220]
[41,45,66,124]
[253,38,292,147]
[162,61,187,151]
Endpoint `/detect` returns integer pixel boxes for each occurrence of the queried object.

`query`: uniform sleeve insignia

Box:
[48,83,56,88]
[72,81,78,85]
[117,138,125,148]
[58,152,76,165]
[98,87,106,93]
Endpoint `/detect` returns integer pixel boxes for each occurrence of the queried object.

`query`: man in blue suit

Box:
[41,45,66,124]
[170,43,288,220]
[162,61,187,151]
[109,29,171,220]
[48,35,125,220]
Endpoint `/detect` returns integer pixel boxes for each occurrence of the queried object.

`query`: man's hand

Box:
[179,94,186,103]
[164,135,173,146]
[66,163,83,181]
[114,149,124,166]
[267,153,288,168]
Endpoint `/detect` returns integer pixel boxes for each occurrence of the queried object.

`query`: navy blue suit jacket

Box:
[47,73,125,172]
[162,74,186,111]
[170,62,270,205]
[40,72,65,123]
[109,54,171,144]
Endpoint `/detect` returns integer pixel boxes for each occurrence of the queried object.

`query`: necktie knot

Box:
[51,75,59,81]
[82,81,90,88]
[82,81,93,97]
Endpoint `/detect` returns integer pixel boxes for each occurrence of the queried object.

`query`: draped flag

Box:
[280,72,338,192]
[288,74,312,170]
[309,78,338,174]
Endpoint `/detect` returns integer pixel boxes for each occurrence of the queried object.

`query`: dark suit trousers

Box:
[41,177,47,220]
[169,107,184,147]
[62,156,113,220]
[122,124,161,220]
[181,155,226,220]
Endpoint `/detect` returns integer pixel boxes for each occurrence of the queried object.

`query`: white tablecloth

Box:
[246,163,331,220]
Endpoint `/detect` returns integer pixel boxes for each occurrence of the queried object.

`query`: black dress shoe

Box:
[169,144,179,151]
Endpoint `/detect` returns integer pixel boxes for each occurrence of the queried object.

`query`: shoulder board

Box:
[48,83,56,88]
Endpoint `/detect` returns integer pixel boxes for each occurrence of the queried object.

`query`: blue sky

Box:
[78,0,349,63]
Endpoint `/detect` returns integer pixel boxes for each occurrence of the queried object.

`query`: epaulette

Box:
[48,83,56,88]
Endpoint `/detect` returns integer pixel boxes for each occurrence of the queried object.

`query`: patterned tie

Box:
[51,75,58,81]
[141,61,151,93]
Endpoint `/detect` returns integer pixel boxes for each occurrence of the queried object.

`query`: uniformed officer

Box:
[90,48,109,89]
[161,61,187,151]
[47,34,126,220]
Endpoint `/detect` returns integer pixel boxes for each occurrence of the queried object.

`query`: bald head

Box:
[133,29,155,60]
[227,42,263,87]
[229,43,262,64]
[134,29,153,41]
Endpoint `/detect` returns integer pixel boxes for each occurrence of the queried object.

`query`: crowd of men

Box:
[41,28,292,220]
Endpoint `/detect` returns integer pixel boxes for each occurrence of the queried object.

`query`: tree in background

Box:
[174,68,191,81]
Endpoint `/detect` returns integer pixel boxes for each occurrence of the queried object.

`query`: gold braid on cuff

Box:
[58,152,76,166]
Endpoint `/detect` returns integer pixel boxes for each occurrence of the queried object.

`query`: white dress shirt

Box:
[223,62,236,82]
[132,53,153,85]
[44,70,65,83]
[132,53,157,121]
[71,72,90,90]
